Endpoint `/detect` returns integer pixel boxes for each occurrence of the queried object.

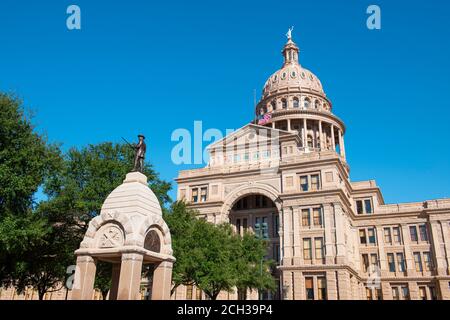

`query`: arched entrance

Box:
[229,193,281,300]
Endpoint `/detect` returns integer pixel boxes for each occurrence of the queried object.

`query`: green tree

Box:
[164,201,275,300]
[0,93,60,287]
[233,232,276,300]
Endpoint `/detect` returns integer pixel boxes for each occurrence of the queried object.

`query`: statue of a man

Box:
[133,134,146,173]
[286,26,294,40]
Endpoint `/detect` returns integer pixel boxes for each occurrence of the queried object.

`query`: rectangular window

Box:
[370,254,378,268]
[261,217,269,239]
[315,238,324,260]
[384,228,392,244]
[419,287,427,300]
[186,285,193,300]
[200,186,208,202]
[375,289,382,301]
[356,200,363,215]
[243,218,248,232]
[300,176,308,191]
[387,253,396,272]
[368,228,376,244]
[359,229,367,244]
[423,252,433,271]
[429,286,437,300]
[392,287,400,300]
[313,208,322,227]
[364,199,373,214]
[305,278,314,300]
[414,252,423,272]
[393,227,401,244]
[317,277,327,300]
[191,188,199,203]
[196,287,202,300]
[273,215,279,238]
[410,226,418,242]
[273,244,280,264]
[366,288,373,300]
[362,254,369,272]
[397,253,406,272]
[419,225,428,242]
[401,286,410,300]
[310,174,320,191]
[302,209,310,227]
[303,238,312,261]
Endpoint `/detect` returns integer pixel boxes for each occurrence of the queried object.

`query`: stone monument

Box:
[71,151,175,300]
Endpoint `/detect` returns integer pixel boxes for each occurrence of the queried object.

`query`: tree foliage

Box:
[164,201,276,300]
[0,93,60,288]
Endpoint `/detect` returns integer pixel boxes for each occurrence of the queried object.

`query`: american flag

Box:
[257,113,272,125]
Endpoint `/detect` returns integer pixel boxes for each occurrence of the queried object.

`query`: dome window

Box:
[291,71,297,78]
[293,98,299,108]
[304,98,311,109]
[271,101,276,110]
[315,100,320,109]
[281,72,287,80]
[281,99,287,109]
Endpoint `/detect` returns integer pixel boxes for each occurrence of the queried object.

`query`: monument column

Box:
[117,253,144,300]
[109,263,121,300]
[152,261,173,300]
[71,255,97,300]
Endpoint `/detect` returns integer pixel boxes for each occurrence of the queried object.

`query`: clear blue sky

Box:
[1,0,449,204]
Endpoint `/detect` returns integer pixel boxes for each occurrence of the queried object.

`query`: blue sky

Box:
[1,0,449,204]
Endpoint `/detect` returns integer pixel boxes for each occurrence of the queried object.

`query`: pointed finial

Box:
[286,26,294,41]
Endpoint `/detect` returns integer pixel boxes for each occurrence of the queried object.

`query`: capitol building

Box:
[173,33,450,300]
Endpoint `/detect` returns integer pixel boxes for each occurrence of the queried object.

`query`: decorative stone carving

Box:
[98,225,124,248]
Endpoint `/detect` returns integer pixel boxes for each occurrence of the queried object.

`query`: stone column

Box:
[282,271,293,300]
[117,253,144,300]
[341,135,346,158]
[318,120,323,150]
[429,220,446,275]
[333,203,346,264]
[376,226,388,276]
[338,129,344,157]
[152,261,173,300]
[401,224,416,277]
[109,263,121,300]
[302,118,307,149]
[71,255,96,300]
[381,282,392,300]
[337,270,351,300]
[331,125,335,152]
[272,122,275,129]
[326,271,338,300]
[408,282,419,300]
[282,207,293,266]
[292,207,301,265]
[293,272,303,300]
[323,204,335,264]
[438,279,450,300]
[287,119,291,131]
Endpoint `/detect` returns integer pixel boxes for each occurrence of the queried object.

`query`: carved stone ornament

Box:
[98,225,123,248]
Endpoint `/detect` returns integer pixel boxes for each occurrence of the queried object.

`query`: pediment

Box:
[207,124,295,151]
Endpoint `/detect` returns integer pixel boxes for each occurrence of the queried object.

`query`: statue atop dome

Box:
[286,26,294,41]
[133,134,146,173]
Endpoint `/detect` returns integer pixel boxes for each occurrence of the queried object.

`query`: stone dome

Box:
[261,39,326,99]
[101,171,162,217]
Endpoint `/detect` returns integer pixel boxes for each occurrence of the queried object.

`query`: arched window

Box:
[315,100,320,109]
[304,98,311,109]
[293,98,299,108]
[271,101,276,111]
[282,99,287,109]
